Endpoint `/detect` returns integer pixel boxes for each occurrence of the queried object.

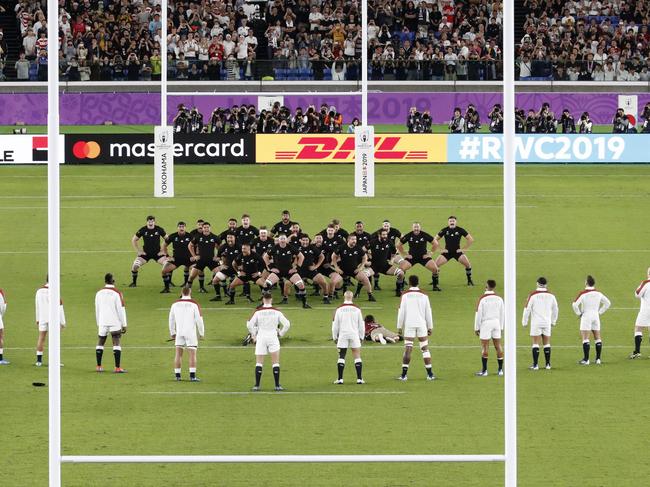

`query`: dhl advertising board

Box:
[256,134,447,163]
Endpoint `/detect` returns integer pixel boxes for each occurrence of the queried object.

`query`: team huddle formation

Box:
[0,212,648,390]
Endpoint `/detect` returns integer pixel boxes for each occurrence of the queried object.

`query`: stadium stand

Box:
[0,0,507,81]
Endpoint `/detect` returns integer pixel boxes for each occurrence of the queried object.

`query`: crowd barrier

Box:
[0,133,648,164]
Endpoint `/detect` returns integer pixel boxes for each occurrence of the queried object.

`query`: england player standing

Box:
[572,275,611,365]
[187,222,220,294]
[169,287,204,381]
[332,291,366,384]
[247,292,290,391]
[161,221,193,293]
[474,280,504,376]
[371,220,402,290]
[396,275,435,381]
[434,216,475,288]
[398,222,440,291]
[331,234,376,302]
[0,288,8,365]
[522,277,558,370]
[631,268,650,359]
[369,229,406,297]
[262,234,311,308]
[95,273,127,373]
[130,216,167,287]
[35,278,66,367]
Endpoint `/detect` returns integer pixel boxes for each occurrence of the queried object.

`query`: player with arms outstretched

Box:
[434,216,475,288]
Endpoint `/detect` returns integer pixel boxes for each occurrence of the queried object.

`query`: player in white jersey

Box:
[0,288,9,365]
[35,278,67,367]
[332,291,365,384]
[169,287,205,381]
[94,273,127,373]
[247,292,290,391]
[396,275,435,380]
[630,267,650,359]
[474,280,505,376]
[572,275,611,365]
[522,277,558,370]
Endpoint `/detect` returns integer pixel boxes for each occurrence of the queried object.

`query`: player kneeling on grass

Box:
[522,277,558,371]
[169,287,205,381]
[332,291,365,384]
[572,275,611,365]
[364,315,400,344]
[396,275,435,381]
[0,288,8,365]
[247,292,290,391]
[35,277,67,367]
[94,273,127,373]
[630,267,650,359]
[474,280,504,377]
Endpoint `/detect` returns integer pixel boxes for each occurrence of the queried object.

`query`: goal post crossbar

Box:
[61,455,506,464]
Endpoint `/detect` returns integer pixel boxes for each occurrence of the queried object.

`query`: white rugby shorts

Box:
[529,324,552,337]
[337,335,362,349]
[635,310,650,327]
[579,314,601,331]
[98,325,123,337]
[255,334,280,355]
[175,334,198,348]
[403,325,428,338]
[479,320,502,340]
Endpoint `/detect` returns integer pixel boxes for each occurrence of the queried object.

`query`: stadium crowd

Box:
[517,0,650,80]
[4,0,504,81]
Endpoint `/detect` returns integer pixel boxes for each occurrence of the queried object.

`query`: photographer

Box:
[577,112,593,134]
[524,109,538,133]
[465,104,481,133]
[189,107,203,134]
[641,103,650,134]
[325,108,343,133]
[537,103,557,134]
[173,104,190,134]
[612,108,630,133]
[421,110,432,133]
[515,109,526,133]
[488,104,503,133]
[449,107,465,133]
[559,109,576,134]
[406,106,420,133]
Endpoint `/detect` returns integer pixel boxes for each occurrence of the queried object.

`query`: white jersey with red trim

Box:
[474,291,505,331]
[35,285,66,326]
[0,289,6,328]
[169,296,204,339]
[332,302,364,340]
[247,305,290,338]
[572,287,611,318]
[635,280,650,313]
[522,288,558,327]
[397,287,433,331]
[94,285,127,328]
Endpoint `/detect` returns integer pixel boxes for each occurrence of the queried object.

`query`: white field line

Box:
[0,206,176,210]
[0,249,647,255]
[154,306,384,311]
[140,391,408,396]
[356,205,536,209]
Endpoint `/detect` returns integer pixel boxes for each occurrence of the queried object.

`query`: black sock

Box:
[354,359,363,380]
[355,282,363,295]
[272,364,280,387]
[337,359,345,380]
[199,278,205,289]
[466,267,473,282]
[401,364,409,378]
[175,369,181,379]
[183,270,189,285]
[131,271,138,285]
[0,351,3,361]
[481,356,488,372]
[221,282,229,295]
[243,282,251,296]
[595,341,602,360]
[532,347,540,366]
[163,274,171,289]
[113,348,121,368]
[95,347,103,366]
[432,273,439,287]
[189,369,196,379]
[497,357,504,372]
[374,275,380,287]
[213,283,221,296]
[297,289,306,304]
[582,341,590,361]
[228,289,235,300]
[544,346,551,365]
[37,353,43,363]
[634,334,642,353]
[255,364,262,387]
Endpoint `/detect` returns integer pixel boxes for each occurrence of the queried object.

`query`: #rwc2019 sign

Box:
[65,133,256,164]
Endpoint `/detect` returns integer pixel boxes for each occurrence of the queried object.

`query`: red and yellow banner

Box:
[256,134,447,163]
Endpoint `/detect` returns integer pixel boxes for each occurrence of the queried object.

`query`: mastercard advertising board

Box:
[256,134,447,163]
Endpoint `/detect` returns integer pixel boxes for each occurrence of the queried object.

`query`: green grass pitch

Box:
[0,163,649,486]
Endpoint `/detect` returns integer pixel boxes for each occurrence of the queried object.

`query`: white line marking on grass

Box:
[140,391,407,396]
[154,306,385,311]
[0,249,647,255]
[356,205,537,209]
[0,206,176,210]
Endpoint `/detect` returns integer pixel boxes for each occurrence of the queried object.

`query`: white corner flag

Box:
[154,126,174,197]
[354,125,374,197]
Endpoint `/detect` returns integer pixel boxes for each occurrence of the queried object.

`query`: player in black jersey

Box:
[187,222,220,293]
[227,243,265,304]
[129,216,167,287]
[371,220,403,290]
[352,221,372,250]
[319,219,349,240]
[160,221,193,293]
[297,235,330,303]
[252,227,274,256]
[271,210,294,237]
[434,216,475,287]
[331,234,376,302]
[261,234,311,308]
[398,222,441,291]
[320,225,346,298]
[189,219,204,239]
[369,229,406,296]
[219,218,238,242]
[287,222,308,249]
[211,234,241,302]
[235,214,259,245]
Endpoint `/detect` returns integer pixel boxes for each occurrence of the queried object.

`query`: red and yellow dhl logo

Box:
[273,136,428,161]
[256,134,447,163]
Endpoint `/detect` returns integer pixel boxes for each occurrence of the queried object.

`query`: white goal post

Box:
[46,0,518,485]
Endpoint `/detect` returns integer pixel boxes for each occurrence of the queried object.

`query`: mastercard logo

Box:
[72,141,101,159]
